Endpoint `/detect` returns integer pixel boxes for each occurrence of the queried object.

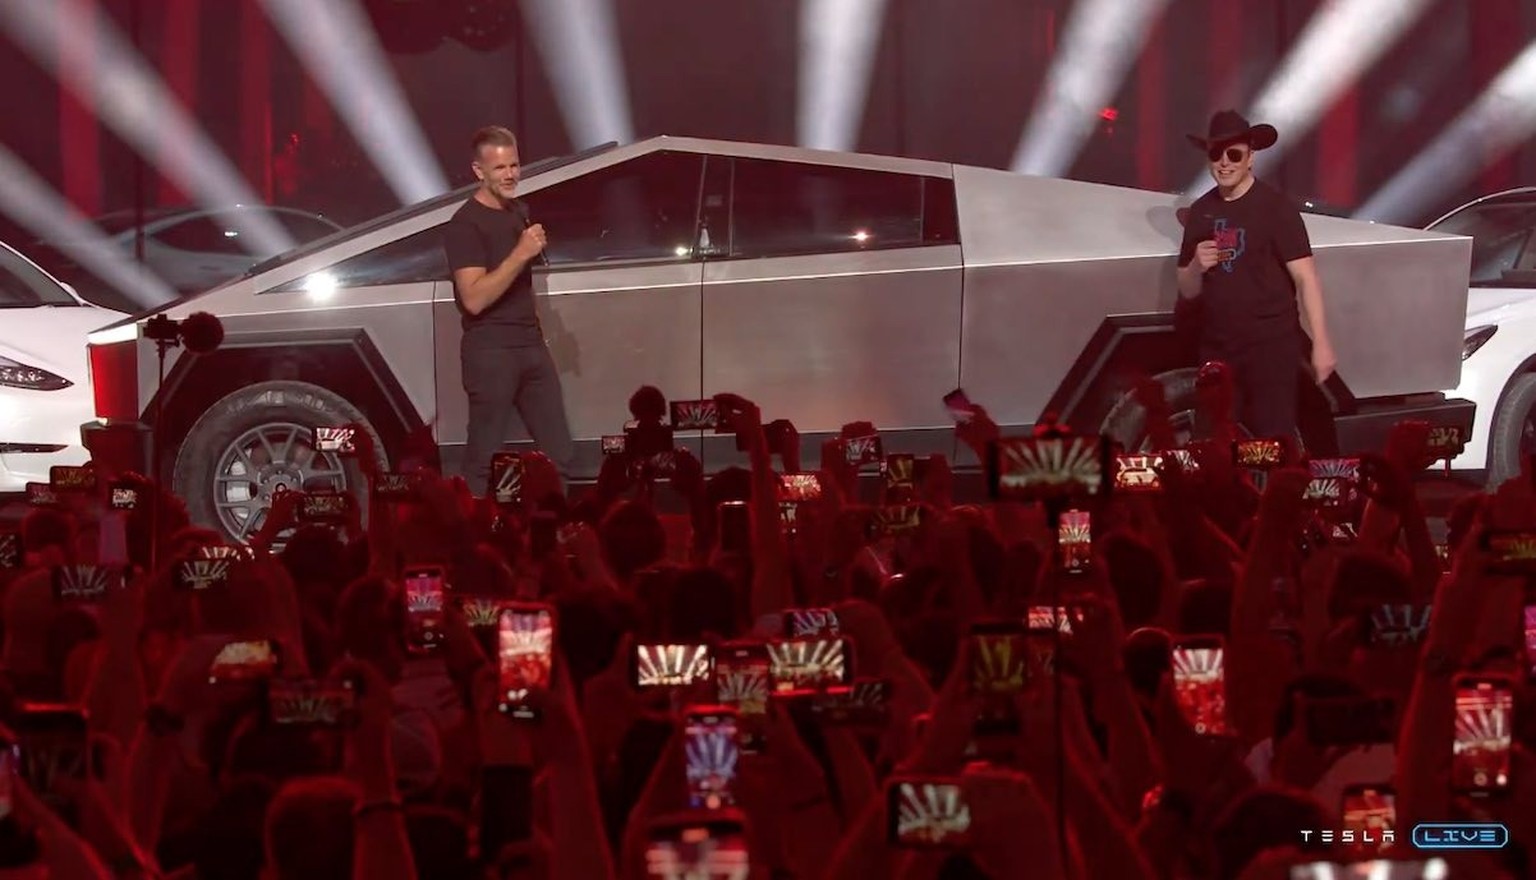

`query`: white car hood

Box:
[0,305,127,383]
[1465,286,1536,327]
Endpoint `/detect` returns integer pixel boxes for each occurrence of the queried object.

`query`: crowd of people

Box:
[0,370,1531,880]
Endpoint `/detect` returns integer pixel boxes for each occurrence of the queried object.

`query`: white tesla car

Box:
[0,240,126,492]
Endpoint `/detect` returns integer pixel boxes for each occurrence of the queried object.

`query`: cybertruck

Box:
[83,137,1473,540]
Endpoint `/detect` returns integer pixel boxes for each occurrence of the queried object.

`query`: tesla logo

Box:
[1213,219,1245,272]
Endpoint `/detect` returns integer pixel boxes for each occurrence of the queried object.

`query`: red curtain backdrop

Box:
[58,0,103,216]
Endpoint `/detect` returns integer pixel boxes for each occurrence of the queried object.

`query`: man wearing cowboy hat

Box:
[1176,110,1337,443]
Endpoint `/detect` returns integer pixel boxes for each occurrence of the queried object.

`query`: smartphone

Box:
[766,637,851,693]
[1452,674,1513,794]
[490,452,524,505]
[298,490,351,523]
[714,642,770,753]
[988,435,1109,502]
[1303,458,1361,508]
[313,426,356,454]
[942,388,978,424]
[1525,604,1536,680]
[11,704,89,825]
[868,504,922,539]
[813,678,891,726]
[970,620,1029,695]
[401,566,445,654]
[1289,860,1446,880]
[633,643,714,689]
[175,558,233,591]
[645,811,750,879]
[1113,453,1163,492]
[1304,696,1396,747]
[601,434,627,456]
[1057,509,1092,572]
[784,607,839,638]
[1364,604,1431,648]
[268,678,357,727]
[108,482,139,510]
[883,454,916,501]
[717,501,750,555]
[1233,438,1286,469]
[0,741,13,821]
[1027,605,1077,634]
[887,777,972,848]
[1482,530,1536,576]
[458,595,503,630]
[0,532,19,570]
[48,465,96,493]
[498,604,554,719]
[779,473,824,503]
[373,472,421,502]
[1425,425,1467,460]
[1340,784,1395,853]
[208,639,279,684]
[778,501,799,533]
[670,399,721,431]
[684,706,739,809]
[1171,637,1228,736]
[25,482,59,507]
[844,434,884,468]
[51,565,123,603]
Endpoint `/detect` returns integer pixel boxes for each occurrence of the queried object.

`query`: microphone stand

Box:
[144,315,181,573]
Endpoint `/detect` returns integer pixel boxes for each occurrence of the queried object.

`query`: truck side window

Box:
[265,226,447,293]
[521,151,705,265]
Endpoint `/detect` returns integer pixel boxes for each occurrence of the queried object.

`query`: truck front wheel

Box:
[1487,373,1536,487]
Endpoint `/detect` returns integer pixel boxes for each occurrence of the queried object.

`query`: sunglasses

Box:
[1208,145,1250,164]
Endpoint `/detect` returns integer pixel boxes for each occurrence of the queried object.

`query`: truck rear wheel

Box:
[1487,373,1536,487]
[172,380,384,542]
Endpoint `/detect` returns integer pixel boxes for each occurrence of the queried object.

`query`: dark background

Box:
[3,0,1535,307]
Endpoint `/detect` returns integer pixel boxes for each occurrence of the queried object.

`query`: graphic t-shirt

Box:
[1178,178,1312,351]
[443,197,542,348]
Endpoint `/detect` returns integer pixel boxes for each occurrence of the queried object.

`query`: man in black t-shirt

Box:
[1176,110,1337,442]
[444,126,573,493]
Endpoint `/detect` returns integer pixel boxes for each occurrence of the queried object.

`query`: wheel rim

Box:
[212,422,346,541]
[1135,409,1201,452]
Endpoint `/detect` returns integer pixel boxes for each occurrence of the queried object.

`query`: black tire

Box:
[172,380,387,542]
[1487,373,1536,487]
[1100,369,1200,450]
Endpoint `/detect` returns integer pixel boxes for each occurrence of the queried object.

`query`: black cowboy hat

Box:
[1186,109,1278,152]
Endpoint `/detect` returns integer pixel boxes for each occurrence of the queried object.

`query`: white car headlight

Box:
[0,357,73,391]
[1463,325,1497,361]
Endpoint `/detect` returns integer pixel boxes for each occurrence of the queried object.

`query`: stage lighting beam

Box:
[798,0,889,151]
[518,0,634,148]
[258,0,448,204]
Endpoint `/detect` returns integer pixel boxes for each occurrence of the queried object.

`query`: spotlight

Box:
[798,0,889,151]
[518,0,635,147]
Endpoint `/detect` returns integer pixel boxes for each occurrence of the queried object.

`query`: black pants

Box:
[462,342,574,495]
[1202,334,1306,442]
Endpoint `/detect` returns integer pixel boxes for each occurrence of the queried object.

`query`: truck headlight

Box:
[1463,325,1497,361]
[0,357,72,391]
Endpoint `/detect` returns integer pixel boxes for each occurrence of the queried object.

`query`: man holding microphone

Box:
[444,125,574,494]
[1176,110,1337,444]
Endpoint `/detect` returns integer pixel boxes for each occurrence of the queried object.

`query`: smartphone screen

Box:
[1365,604,1431,648]
[988,435,1108,502]
[299,490,350,523]
[1058,509,1092,572]
[458,596,503,629]
[1425,425,1466,459]
[1340,784,1395,853]
[1452,675,1513,793]
[490,452,524,505]
[0,533,18,570]
[868,504,922,539]
[670,399,721,431]
[25,482,59,507]
[844,434,884,468]
[684,707,739,809]
[1172,639,1228,735]
[887,778,972,848]
[784,607,839,638]
[373,472,420,502]
[883,454,916,501]
[402,566,446,654]
[12,704,88,826]
[51,565,123,603]
[766,637,850,693]
[313,426,356,454]
[208,639,279,684]
[942,388,977,423]
[498,605,554,719]
[268,679,357,727]
[1289,860,1445,880]
[175,558,233,591]
[601,434,627,456]
[108,483,139,510]
[813,678,891,726]
[1113,453,1162,492]
[715,643,769,753]
[970,622,1028,695]
[1233,438,1286,469]
[1303,458,1361,508]
[1482,530,1536,575]
[645,814,750,879]
[633,643,714,689]
[779,473,824,503]
[1525,605,1536,680]
[48,465,97,493]
[1026,605,1077,634]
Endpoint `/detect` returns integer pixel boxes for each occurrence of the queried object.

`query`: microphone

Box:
[522,207,549,266]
